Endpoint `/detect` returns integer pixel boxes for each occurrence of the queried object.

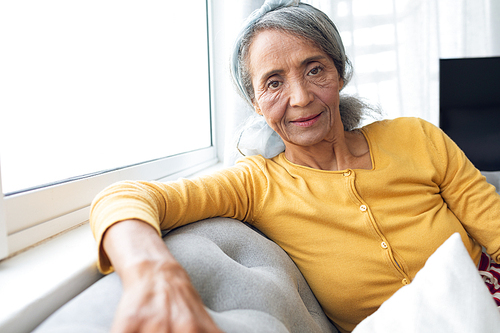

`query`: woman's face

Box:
[248,29,344,148]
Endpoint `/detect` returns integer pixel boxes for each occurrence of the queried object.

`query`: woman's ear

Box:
[254,103,263,115]
[339,77,344,91]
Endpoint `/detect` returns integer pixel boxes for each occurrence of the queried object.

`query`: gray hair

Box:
[231,1,375,131]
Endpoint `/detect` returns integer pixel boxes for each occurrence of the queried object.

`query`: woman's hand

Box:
[103,220,222,333]
[111,260,222,333]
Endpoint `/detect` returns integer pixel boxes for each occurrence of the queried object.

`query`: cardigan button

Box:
[402,278,409,285]
[360,205,367,212]
[381,241,388,249]
[343,170,351,177]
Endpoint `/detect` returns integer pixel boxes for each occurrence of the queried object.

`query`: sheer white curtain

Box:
[219,0,500,165]
[211,0,263,166]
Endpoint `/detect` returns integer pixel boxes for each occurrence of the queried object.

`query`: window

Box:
[0,0,217,259]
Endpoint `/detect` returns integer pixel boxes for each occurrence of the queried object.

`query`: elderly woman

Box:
[90,1,500,332]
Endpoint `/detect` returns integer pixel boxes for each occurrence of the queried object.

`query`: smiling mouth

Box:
[291,113,322,127]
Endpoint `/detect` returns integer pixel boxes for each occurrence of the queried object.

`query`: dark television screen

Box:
[440,56,500,171]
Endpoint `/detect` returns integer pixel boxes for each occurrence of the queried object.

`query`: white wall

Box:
[492,0,500,56]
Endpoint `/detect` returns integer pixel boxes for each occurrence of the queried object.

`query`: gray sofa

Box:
[33,218,338,333]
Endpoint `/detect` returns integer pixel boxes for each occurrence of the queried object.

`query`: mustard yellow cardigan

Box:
[90,117,500,332]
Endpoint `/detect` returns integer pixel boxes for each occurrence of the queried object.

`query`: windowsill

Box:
[0,223,100,333]
[0,162,224,333]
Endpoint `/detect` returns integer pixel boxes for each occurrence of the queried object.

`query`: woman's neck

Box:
[283,130,372,171]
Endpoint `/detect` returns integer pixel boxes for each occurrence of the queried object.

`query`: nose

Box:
[289,81,314,107]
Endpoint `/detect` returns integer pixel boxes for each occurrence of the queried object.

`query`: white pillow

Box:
[353,233,500,333]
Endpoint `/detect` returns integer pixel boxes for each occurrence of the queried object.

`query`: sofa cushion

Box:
[482,171,500,193]
[34,218,337,333]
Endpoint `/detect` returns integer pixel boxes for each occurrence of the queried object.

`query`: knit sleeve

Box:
[89,159,268,273]
[421,119,500,263]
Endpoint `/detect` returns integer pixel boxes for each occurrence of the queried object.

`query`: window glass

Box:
[0,0,212,195]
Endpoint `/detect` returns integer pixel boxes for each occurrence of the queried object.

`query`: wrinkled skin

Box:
[104,220,222,333]
[248,29,371,171]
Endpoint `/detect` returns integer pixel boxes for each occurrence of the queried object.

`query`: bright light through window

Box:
[0,0,212,194]
[337,1,349,17]
[352,0,393,16]
[352,24,395,46]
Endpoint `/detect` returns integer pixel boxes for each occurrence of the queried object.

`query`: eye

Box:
[308,66,322,76]
[267,80,282,89]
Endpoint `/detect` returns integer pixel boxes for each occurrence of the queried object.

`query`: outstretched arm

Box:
[102,219,222,333]
[91,166,262,331]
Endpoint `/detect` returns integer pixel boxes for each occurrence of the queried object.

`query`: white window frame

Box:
[0,0,218,260]
[0,173,8,260]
